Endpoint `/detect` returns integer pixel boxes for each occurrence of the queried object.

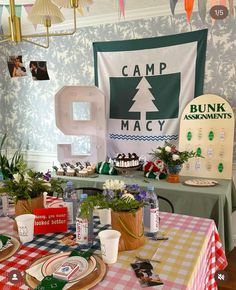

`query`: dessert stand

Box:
[114,165,140,177]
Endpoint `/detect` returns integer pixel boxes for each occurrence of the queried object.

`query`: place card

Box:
[33,207,67,234]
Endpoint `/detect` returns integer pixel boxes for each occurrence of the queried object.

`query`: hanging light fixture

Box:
[0,0,92,48]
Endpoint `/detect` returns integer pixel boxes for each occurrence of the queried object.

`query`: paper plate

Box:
[41,252,96,282]
[184,179,218,187]
[0,235,20,262]
[25,253,107,290]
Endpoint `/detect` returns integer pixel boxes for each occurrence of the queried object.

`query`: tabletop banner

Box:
[33,207,68,234]
[93,29,208,158]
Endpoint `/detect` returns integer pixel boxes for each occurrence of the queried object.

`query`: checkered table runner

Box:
[0,212,227,290]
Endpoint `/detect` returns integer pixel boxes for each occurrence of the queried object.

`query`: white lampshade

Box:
[53,0,92,8]
[28,0,65,25]
[52,0,75,8]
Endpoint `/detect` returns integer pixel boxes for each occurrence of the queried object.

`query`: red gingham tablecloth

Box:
[0,209,227,290]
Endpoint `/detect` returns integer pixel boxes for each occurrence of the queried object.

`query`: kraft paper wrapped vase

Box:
[111,208,145,251]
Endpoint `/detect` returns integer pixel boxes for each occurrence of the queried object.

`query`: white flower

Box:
[165,146,171,152]
[13,173,21,183]
[103,179,125,191]
[172,154,180,161]
[121,193,135,203]
[156,149,162,154]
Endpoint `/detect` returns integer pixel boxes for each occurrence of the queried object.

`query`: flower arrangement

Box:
[81,179,147,214]
[102,180,147,212]
[0,169,64,201]
[150,141,198,167]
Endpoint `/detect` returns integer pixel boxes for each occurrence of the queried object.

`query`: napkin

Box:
[0,234,10,245]
[26,250,93,289]
[34,275,67,290]
[0,234,12,252]
[25,261,45,281]
[69,250,92,260]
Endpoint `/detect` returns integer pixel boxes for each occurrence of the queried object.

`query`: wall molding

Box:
[7,149,57,172]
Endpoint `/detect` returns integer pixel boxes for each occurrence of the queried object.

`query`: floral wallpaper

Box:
[0,11,235,161]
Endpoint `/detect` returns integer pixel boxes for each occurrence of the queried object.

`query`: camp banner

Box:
[93,29,208,159]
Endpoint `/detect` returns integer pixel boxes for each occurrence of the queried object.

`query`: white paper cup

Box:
[98,208,111,226]
[98,229,121,264]
[15,214,36,244]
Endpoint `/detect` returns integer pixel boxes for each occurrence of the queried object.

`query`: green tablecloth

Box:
[56,172,236,253]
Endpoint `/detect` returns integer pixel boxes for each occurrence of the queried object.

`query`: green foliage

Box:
[0,169,64,201]
[79,182,147,216]
[150,141,200,166]
[0,133,25,180]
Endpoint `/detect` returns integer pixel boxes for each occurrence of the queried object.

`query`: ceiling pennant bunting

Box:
[170,0,179,15]
[15,5,22,17]
[184,0,194,22]
[23,4,33,12]
[220,0,227,5]
[0,5,3,21]
[210,0,218,25]
[198,0,207,23]
[119,0,125,17]
[24,4,37,31]
[5,4,22,17]
[0,5,3,34]
[228,0,235,16]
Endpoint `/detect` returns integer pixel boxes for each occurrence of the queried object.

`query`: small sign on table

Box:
[33,207,68,234]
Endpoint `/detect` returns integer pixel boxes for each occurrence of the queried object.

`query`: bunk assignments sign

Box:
[93,30,208,158]
[179,94,234,179]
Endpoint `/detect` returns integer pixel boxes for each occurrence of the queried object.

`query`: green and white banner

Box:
[93,30,208,158]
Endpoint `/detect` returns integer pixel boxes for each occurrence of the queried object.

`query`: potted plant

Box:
[0,133,24,180]
[82,180,147,251]
[0,168,64,216]
[150,141,199,183]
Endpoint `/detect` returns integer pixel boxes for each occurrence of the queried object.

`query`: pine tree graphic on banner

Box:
[129,77,159,120]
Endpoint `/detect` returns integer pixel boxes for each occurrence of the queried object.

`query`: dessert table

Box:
[56,172,236,253]
[0,211,227,290]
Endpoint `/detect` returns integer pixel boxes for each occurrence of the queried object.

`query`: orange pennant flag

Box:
[228,0,235,16]
[184,0,194,22]
[210,0,218,25]
[220,0,227,5]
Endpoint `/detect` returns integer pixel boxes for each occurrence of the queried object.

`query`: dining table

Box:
[0,204,227,290]
[55,172,236,253]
